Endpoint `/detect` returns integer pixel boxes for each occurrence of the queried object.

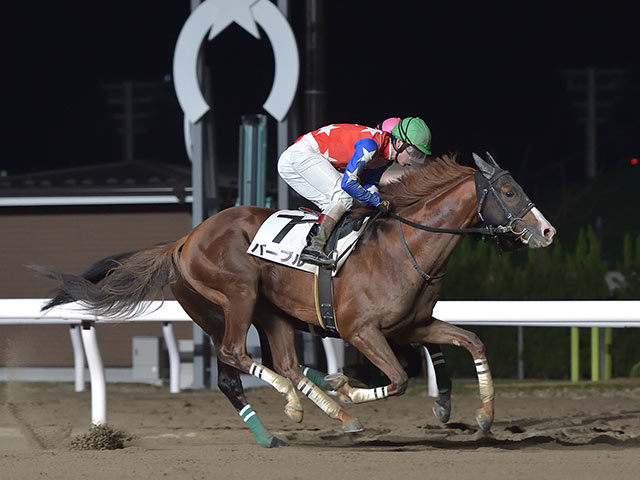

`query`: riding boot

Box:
[300,203,346,268]
[300,218,337,267]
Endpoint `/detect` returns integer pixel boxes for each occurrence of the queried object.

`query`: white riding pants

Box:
[278,133,354,211]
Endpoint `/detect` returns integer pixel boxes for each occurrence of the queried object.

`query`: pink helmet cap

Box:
[378,117,401,133]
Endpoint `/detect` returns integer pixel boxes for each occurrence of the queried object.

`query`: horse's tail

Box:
[40,249,141,311]
[31,237,187,319]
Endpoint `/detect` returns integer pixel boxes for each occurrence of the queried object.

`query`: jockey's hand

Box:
[376,200,392,216]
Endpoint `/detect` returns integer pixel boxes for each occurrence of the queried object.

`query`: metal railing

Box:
[1,299,639,426]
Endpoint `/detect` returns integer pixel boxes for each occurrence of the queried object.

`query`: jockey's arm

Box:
[340,138,382,206]
[360,165,387,194]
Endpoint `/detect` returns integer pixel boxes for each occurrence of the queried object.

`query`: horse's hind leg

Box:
[179,237,304,425]
[216,359,287,447]
[171,280,287,447]
[255,305,363,433]
[403,318,494,432]
[214,292,304,424]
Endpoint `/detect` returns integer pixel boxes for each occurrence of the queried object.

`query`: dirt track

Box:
[1,379,639,479]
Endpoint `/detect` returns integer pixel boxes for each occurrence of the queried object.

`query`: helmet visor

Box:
[405,145,427,164]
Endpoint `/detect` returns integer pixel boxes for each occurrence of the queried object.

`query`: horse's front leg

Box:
[402,318,494,432]
[335,326,409,403]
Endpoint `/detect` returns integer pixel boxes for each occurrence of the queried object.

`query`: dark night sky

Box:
[4,1,639,194]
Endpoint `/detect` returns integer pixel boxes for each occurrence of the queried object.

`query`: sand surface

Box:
[1,379,639,479]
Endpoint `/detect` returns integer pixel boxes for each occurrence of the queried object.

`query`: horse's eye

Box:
[505,191,515,198]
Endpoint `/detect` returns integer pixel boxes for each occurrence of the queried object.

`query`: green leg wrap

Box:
[300,365,330,389]
[239,404,273,447]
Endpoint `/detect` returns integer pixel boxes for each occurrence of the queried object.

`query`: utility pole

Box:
[277,0,293,210]
[585,68,597,179]
[304,0,326,132]
[563,68,624,179]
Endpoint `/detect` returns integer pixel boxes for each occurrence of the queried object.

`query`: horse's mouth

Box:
[524,232,554,249]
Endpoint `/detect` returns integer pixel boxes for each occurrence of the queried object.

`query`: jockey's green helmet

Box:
[391,117,432,155]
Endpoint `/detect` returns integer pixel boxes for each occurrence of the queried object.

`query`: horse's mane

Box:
[380,154,475,208]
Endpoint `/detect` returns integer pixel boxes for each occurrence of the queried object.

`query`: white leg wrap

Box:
[338,384,389,404]
[250,363,302,412]
[475,358,494,403]
[297,378,341,419]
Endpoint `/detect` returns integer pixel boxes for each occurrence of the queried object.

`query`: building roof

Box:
[0,161,235,207]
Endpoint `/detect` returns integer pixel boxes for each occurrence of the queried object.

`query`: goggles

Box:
[404,144,427,164]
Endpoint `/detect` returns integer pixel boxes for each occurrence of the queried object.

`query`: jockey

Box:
[376,117,401,133]
[278,117,432,268]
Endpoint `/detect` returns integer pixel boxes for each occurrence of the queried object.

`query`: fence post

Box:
[517,326,524,380]
[571,327,579,382]
[604,327,612,380]
[80,321,107,425]
[162,322,181,394]
[591,327,600,381]
[69,325,85,392]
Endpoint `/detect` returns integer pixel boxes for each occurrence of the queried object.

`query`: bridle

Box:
[390,168,534,237]
[387,165,535,281]
[473,169,535,243]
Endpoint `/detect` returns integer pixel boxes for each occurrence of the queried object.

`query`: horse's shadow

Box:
[282,418,640,450]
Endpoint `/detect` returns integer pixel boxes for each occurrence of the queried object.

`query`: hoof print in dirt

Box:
[446,422,475,433]
[505,425,526,434]
[69,424,132,451]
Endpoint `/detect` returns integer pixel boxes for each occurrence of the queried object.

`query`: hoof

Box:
[285,406,304,423]
[268,436,289,448]
[336,392,352,404]
[432,402,451,424]
[342,418,364,433]
[324,373,348,390]
[475,408,493,432]
[432,391,451,423]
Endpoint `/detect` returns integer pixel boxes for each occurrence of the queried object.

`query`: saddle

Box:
[247,209,372,275]
[247,209,374,335]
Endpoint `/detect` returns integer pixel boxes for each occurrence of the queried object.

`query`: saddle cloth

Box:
[247,209,370,275]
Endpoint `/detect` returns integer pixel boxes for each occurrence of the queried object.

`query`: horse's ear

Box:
[485,151,500,169]
[473,152,495,178]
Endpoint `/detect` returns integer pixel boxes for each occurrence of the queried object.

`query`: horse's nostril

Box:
[544,228,554,239]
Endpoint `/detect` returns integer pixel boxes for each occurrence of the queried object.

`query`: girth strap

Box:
[314,267,339,334]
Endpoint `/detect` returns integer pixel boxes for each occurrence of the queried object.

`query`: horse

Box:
[40,248,454,446]
[35,152,555,447]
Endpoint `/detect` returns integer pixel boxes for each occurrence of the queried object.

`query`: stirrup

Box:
[300,246,335,268]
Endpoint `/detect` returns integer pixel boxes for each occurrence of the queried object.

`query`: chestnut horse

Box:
[36,153,555,446]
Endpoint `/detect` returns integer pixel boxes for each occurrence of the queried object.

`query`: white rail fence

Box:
[1,299,639,426]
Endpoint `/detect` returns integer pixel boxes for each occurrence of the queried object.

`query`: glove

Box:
[376,199,392,216]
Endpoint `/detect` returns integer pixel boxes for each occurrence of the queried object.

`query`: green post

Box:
[238,114,268,207]
[591,327,600,381]
[571,327,579,382]
[604,328,612,380]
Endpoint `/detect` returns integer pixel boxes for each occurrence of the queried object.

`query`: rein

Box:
[384,167,535,282]
[389,212,507,236]
[389,167,535,238]
[396,220,446,282]
[388,213,496,284]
